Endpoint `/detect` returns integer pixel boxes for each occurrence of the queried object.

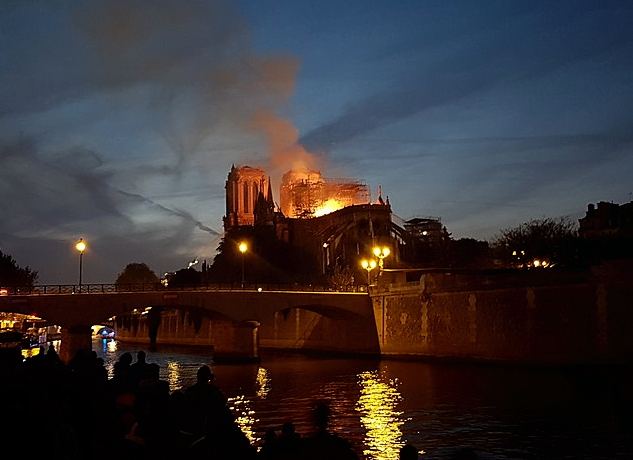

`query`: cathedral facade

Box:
[223,165,274,231]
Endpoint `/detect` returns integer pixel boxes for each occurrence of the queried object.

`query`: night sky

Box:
[1,0,632,284]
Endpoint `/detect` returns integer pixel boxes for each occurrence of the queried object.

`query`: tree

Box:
[328,265,354,289]
[209,226,320,284]
[449,238,495,269]
[115,263,160,288]
[491,217,580,268]
[169,267,202,286]
[0,250,38,286]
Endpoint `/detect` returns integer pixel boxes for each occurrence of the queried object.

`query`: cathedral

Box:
[223,165,401,278]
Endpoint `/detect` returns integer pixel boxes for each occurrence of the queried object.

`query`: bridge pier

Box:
[59,325,93,365]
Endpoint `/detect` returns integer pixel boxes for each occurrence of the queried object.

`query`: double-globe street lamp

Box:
[373,246,390,272]
[361,259,377,286]
[76,238,87,292]
[238,242,248,288]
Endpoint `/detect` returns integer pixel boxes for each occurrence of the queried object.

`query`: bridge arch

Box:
[113,304,260,361]
[0,289,377,362]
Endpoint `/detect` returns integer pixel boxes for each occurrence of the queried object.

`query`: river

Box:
[87,338,632,460]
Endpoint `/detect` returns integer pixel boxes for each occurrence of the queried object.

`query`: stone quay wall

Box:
[258,306,380,356]
[115,308,258,361]
[372,263,633,365]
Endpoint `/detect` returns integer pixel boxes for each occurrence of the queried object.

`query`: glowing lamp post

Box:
[361,259,377,287]
[372,246,390,271]
[238,242,248,288]
[76,238,86,292]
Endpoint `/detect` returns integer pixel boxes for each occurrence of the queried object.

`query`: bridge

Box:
[0,283,377,364]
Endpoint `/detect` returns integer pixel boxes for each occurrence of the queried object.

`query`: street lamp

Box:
[238,242,248,288]
[361,259,377,286]
[373,246,390,271]
[76,238,86,292]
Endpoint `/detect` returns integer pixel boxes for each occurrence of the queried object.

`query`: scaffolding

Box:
[280,169,370,218]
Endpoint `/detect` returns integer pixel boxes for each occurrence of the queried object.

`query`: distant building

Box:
[398,216,450,266]
[403,217,444,244]
[579,201,633,239]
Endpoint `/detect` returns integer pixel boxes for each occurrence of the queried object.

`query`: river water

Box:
[90,338,632,460]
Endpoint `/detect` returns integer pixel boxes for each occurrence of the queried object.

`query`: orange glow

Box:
[314,198,345,217]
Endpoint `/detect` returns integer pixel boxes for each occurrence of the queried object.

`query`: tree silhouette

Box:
[0,250,38,286]
[115,262,160,288]
[169,267,202,286]
[449,238,495,269]
[492,217,580,268]
[209,226,319,284]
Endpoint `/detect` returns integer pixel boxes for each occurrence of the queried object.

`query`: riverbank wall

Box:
[114,308,259,361]
[372,261,633,365]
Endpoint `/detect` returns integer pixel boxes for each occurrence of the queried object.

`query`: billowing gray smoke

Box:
[0,0,317,282]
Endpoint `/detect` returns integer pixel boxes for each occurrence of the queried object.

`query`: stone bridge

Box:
[7,265,629,367]
[0,285,377,363]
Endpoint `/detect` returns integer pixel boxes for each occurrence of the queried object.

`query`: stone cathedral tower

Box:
[223,165,274,231]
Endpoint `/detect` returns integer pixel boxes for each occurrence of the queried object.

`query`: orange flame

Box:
[314,198,345,217]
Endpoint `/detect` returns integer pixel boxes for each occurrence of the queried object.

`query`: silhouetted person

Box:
[183,365,228,438]
[299,400,360,460]
[163,391,197,454]
[119,351,133,366]
[136,363,170,408]
[44,343,62,366]
[400,443,419,460]
[118,351,134,382]
[184,404,257,459]
[113,391,139,439]
[133,363,174,457]
[276,421,301,458]
[258,428,278,458]
[109,352,135,397]
[130,350,152,386]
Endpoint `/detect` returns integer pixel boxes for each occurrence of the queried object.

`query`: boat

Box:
[20,327,47,349]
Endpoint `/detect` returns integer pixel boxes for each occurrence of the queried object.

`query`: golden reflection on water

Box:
[357,370,414,460]
[230,366,270,446]
[167,361,182,390]
[256,367,271,398]
[106,338,117,353]
[229,394,259,445]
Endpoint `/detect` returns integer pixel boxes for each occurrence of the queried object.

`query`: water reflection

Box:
[229,394,259,445]
[98,338,118,376]
[256,367,271,398]
[357,369,417,460]
[167,360,182,390]
[87,341,633,459]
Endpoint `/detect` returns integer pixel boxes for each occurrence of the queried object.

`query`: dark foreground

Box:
[0,345,384,460]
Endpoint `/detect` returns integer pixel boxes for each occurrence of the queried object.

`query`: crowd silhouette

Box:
[1,345,427,459]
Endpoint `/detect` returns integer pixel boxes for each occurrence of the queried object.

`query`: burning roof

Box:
[280,168,370,218]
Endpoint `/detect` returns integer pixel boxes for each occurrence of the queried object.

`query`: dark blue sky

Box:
[1,0,632,284]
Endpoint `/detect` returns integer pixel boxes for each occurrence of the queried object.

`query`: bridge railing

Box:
[0,282,368,295]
